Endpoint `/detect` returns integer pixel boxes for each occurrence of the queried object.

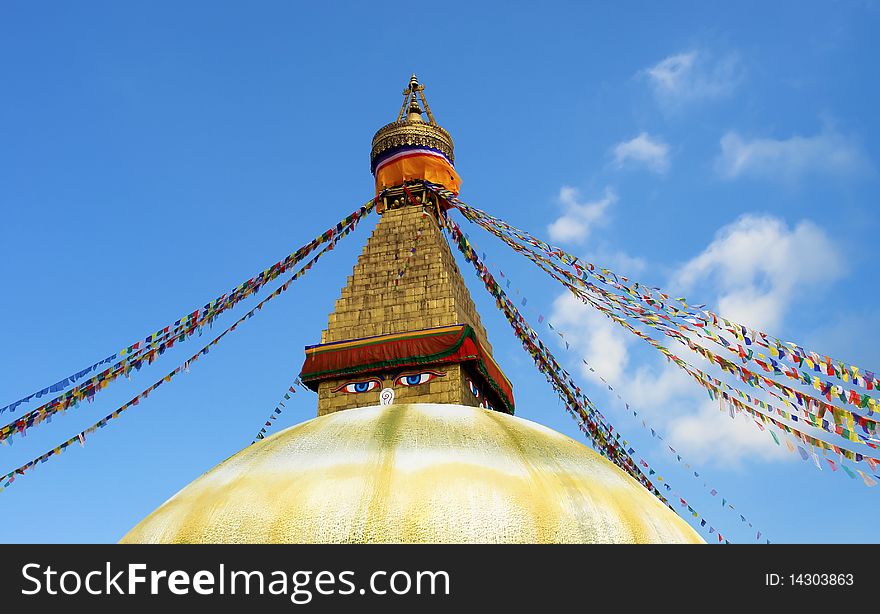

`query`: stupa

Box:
[121,76,703,544]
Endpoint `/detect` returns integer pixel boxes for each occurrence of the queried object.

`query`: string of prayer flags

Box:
[251,383,301,444]
[566,270,880,478]
[445,218,638,471]
[574,282,880,484]
[0,200,377,445]
[429,180,876,408]
[0,214,367,482]
[395,205,429,285]
[455,194,880,433]
[427,181,879,404]
[550,263,880,447]
[0,195,381,419]
[0,355,118,416]
[0,216,364,493]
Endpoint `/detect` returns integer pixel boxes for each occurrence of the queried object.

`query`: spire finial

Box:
[396,74,436,124]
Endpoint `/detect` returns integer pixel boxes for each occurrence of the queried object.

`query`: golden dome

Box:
[121,404,703,544]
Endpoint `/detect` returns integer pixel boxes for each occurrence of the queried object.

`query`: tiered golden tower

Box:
[299,76,512,417]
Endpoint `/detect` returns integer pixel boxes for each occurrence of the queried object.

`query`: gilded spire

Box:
[398,74,437,124]
[371,74,455,175]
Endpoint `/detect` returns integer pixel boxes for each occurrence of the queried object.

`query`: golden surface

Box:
[121,404,704,544]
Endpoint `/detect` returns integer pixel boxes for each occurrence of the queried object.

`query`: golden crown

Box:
[370,75,455,173]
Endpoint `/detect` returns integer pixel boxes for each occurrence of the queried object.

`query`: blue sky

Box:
[1,1,877,543]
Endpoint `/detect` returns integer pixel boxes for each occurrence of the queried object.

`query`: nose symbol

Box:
[379,387,395,406]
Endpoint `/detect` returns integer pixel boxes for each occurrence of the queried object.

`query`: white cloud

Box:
[624,363,693,409]
[612,132,671,174]
[547,186,616,244]
[642,50,742,107]
[716,129,870,182]
[550,292,632,383]
[673,214,842,330]
[665,400,791,465]
[593,249,648,277]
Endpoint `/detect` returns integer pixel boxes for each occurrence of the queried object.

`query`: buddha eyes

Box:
[467,378,480,398]
[334,371,443,394]
[468,378,493,410]
[335,379,381,394]
[394,371,443,387]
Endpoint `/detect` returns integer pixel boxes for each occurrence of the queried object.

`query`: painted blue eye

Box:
[335,380,380,394]
[394,371,444,387]
[467,379,480,398]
